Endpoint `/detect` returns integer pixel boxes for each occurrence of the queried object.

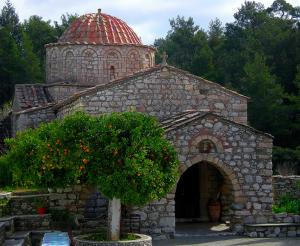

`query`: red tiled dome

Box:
[58,10,142,45]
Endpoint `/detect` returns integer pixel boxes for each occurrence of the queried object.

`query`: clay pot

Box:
[208,200,221,222]
[37,207,46,215]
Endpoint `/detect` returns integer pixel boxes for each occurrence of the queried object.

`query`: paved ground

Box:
[153,236,300,246]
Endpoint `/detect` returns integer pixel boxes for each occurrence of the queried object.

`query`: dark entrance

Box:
[175,162,227,222]
[175,164,200,219]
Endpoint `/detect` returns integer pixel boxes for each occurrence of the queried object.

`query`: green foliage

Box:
[0,1,77,106]
[54,13,79,37]
[0,155,13,187]
[273,195,300,214]
[155,0,300,173]
[2,112,179,206]
[273,147,300,174]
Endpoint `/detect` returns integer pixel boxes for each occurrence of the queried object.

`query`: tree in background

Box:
[0,0,78,106]
[155,0,300,174]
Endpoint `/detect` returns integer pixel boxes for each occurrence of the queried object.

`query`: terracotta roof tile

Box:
[58,12,142,45]
[14,84,53,110]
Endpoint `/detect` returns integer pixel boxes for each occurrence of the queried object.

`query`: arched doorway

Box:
[175,161,234,234]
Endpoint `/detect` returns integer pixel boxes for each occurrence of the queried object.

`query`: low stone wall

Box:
[14,214,51,231]
[127,194,175,240]
[49,185,108,218]
[273,176,300,203]
[245,223,300,237]
[9,194,50,215]
[6,186,108,219]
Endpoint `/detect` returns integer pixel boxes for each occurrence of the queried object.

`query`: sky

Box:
[0,0,299,44]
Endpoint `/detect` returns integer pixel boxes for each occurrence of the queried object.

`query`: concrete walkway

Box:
[153,235,300,246]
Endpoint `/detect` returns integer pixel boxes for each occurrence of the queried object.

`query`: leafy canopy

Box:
[2,112,179,206]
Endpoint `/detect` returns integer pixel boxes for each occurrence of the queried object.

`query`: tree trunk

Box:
[108,197,121,241]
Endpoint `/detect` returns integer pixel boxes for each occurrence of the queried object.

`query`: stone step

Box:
[175,231,236,237]
[3,239,25,246]
[10,193,50,199]
[0,222,6,245]
[245,223,300,237]
[0,216,15,235]
[12,190,48,196]
[0,192,12,199]
[7,231,30,240]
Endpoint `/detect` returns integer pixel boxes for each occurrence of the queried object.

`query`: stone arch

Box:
[105,49,122,60]
[80,48,99,84]
[144,53,151,69]
[191,134,224,153]
[81,48,98,58]
[63,50,76,82]
[180,155,244,203]
[105,49,122,80]
[48,48,60,82]
[126,49,141,73]
[175,156,244,225]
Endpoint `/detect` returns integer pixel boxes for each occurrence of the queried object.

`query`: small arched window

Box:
[109,65,115,80]
[198,139,217,153]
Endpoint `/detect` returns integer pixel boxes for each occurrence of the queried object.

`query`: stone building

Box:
[9,10,274,239]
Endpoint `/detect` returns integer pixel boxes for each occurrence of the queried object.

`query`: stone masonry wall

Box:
[48,185,108,219]
[46,84,93,103]
[272,175,300,203]
[56,67,248,124]
[46,44,155,85]
[11,106,56,136]
[122,114,273,239]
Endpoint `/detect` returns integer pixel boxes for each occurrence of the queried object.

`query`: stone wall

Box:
[49,185,107,219]
[127,194,175,240]
[7,186,108,219]
[56,66,248,124]
[166,114,273,226]
[11,106,56,136]
[273,176,300,203]
[45,44,155,85]
[117,113,273,239]
[46,84,93,103]
[9,194,50,215]
[14,214,51,231]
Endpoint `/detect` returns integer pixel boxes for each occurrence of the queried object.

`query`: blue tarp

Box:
[41,232,70,246]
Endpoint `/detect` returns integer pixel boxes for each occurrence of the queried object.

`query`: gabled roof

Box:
[14,84,53,110]
[160,110,273,138]
[54,65,249,110]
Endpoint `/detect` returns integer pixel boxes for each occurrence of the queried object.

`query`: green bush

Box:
[0,155,13,188]
[273,195,300,214]
[2,111,179,206]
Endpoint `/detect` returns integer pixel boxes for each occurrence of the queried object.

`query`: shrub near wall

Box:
[3,112,179,200]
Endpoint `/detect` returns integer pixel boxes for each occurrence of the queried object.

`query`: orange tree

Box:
[2,111,179,240]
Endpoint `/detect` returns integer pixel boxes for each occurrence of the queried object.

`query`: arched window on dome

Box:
[126,50,140,73]
[110,65,116,80]
[144,53,151,68]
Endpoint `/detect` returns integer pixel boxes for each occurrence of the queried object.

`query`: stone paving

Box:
[153,236,300,246]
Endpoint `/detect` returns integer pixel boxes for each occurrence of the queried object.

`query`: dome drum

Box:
[45,11,155,85]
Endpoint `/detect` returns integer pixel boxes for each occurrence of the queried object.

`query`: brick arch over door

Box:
[180,155,244,204]
[175,156,245,224]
